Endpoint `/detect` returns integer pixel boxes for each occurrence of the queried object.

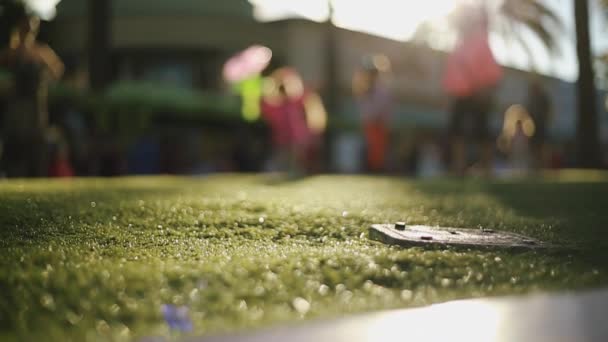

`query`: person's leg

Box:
[531,127,548,170]
[373,123,388,173]
[479,140,494,177]
[451,138,466,176]
[365,123,378,172]
[473,92,494,177]
[448,98,467,176]
[31,134,48,177]
[365,122,388,173]
[277,146,290,173]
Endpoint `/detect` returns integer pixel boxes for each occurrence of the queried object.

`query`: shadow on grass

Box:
[414,179,607,221]
[411,178,608,265]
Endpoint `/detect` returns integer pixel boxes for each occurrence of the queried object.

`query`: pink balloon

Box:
[223,45,273,83]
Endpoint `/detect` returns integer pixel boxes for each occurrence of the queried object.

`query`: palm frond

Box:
[499,0,562,55]
[412,0,562,62]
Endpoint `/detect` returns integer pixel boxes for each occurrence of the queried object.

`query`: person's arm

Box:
[37,44,64,80]
[303,92,327,134]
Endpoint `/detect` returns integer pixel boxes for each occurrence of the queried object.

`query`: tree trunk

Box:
[574,0,602,168]
[88,0,111,91]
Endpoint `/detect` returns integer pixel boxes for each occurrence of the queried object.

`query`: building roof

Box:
[56,0,254,19]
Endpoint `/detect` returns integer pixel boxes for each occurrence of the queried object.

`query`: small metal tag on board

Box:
[369,223,550,250]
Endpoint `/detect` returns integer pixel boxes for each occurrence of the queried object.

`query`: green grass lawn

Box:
[1,174,608,341]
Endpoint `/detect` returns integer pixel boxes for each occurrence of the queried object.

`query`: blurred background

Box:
[0,0,607,178]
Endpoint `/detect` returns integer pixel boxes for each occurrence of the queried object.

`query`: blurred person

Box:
[526,78,552,169]
[0,8,64,177]
[301,91,327,173]
[261,69,309,175]
[443,3,502,176]
[509,120,531,172]
[497,104,535,174]
[261,67,326,176]
[353,55,393,173]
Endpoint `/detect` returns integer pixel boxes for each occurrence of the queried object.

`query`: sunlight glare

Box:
[332,0,459,41]
[249,0,460,41]
[250,0,330,23]
[24,0,62,20]
[365,300,504,341]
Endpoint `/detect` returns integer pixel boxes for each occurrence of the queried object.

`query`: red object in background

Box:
[261,94,310,148]
[364,121,388,172]
[443,30,503,98]
[48,157,74,177]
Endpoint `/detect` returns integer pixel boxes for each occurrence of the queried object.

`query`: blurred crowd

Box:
[0,3,597,179]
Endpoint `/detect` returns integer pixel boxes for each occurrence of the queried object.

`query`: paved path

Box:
[192,288,608,342]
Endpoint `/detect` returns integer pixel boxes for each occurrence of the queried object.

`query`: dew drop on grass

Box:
[197,279,208,290]
[318,284,330,296]
[66,311,82,325]
[238,300,248,311]
[189,288,199,301]
[41,293,55,310]
[110,304,120,315]
[254,285,265,296]
[96,320,110,335]
[292,297,310,315]
[400,289,413,301]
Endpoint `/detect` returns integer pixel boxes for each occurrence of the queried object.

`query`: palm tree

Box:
[574,0,601,168]
[414,0,562,62]
[498,0,562,63]
[505,0,602,167]
[417,0,604,168]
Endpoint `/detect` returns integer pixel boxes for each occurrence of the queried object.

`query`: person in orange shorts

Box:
[353,56,393,173]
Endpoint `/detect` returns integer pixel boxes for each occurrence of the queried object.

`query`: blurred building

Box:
[45,0,607,172]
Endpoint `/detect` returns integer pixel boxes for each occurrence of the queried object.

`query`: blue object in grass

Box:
[161,304,193,332]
